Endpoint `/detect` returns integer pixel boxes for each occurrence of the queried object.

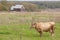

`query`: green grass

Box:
[0,12,60,40]
[0,23,60,40]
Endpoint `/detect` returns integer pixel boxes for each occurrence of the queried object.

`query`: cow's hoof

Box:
[52,34,54,37]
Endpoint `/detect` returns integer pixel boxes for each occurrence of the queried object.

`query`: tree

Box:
[1,0,8,11]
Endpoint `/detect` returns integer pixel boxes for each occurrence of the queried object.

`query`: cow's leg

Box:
[50,25,54,36]
[38,31,43,37]
[50,30,54,37]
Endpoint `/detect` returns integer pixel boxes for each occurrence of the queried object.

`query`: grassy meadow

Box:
[0,12,60,40]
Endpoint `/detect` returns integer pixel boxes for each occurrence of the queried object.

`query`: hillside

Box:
[0,1,60,11]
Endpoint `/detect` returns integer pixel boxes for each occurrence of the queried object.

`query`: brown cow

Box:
[31,22,55,37]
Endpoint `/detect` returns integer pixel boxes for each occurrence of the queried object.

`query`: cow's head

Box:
[30,22,37,29]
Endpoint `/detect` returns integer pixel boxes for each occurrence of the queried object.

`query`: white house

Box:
[10,5,25,11]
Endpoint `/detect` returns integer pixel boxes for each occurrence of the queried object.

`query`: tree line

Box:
[0,1,60,11]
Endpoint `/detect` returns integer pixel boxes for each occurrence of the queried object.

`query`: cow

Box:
[30,22,55,37]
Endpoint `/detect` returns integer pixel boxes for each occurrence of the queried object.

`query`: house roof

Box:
[10,5,24,10]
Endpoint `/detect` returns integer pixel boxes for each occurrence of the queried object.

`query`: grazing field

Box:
[0,12,60,40]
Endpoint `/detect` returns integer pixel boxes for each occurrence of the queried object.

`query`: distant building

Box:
[10,5,25,12]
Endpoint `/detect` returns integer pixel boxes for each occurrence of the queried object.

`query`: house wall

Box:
[10,5,25,12]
